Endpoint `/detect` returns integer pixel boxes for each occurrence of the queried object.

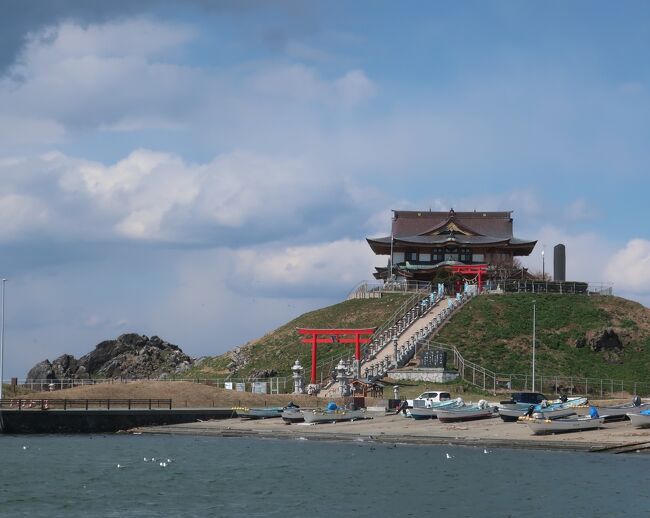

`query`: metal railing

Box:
[7,377,294,394]
[315,287,434,384]
[0,398,172,410]
[424,340,650,397]
[497,280,613,295]
[346,280,432,300]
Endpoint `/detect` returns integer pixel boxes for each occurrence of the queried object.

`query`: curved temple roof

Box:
[367,209,537,256]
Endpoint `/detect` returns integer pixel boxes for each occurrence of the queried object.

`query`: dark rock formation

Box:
[573,328,627,364]
[25,334,193,382]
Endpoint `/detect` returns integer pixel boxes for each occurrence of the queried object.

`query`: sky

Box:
[1,0,649,378]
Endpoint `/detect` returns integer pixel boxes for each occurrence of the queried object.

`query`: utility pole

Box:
[532,300,536,392]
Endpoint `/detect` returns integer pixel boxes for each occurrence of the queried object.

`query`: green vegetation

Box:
[434,294,650,381]
[185,294,414,379]
[186,291,650,384]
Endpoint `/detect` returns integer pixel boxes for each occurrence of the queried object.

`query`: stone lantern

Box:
[336,359,352,397]
[291,359,305,394]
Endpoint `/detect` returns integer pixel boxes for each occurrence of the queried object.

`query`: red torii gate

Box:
[297,328,376,384]
[449,264,488,293]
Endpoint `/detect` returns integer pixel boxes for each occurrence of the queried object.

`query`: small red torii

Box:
[448,263,488,293]
[297,328,376,384]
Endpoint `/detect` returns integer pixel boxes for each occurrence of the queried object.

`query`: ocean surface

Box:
[0,434,648,517]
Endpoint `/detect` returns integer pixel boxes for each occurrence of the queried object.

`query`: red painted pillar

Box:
[311,334,318,384]
[478,269,483,293]
[355,333,361,361]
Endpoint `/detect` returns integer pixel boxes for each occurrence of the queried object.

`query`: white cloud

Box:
[0,148,358,245]
[565,199,599,222]
[604,239,650,293]
[520,225,614,283]
[249,63,376,106]
[229,239,377,295]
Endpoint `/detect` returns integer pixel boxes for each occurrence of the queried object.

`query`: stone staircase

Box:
[317,290,476,398]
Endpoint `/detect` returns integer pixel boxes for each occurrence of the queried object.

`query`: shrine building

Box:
[367,209,537,284]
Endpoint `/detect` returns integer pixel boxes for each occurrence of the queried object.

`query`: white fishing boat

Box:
[596,397,648,421]
[237,407,283,419]
[627,411,650,428]
[301,408,367,424]
[436,400,496,423]
[281,403,304,423]
[410,398,464,420]
[526,415,604,435]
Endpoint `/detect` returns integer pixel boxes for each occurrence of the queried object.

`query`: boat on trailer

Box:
[526,416,604,435]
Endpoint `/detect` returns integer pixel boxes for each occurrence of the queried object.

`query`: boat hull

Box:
[302,409,366,424]
[237,408,283,419]
[526,417,604,435]
[410,401,463,420]
[281,409,304,423]
[597,404,649,421]
[437,408,494,423]
[627,413,650,428]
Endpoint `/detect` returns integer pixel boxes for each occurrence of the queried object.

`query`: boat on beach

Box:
[595,397,648,421]
[301,408,367,424]
[436,400,496,423]
[500,406,576,422]
[237,407,284,419]
[410,398,465,420]
[281,403,305,423]
[526,415,604,435]
[627,410,650,428]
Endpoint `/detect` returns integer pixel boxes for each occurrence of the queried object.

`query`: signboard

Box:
[252,382,268,394]
[235,383,246,392]
[224,382,233,390]
[421,349,447,369]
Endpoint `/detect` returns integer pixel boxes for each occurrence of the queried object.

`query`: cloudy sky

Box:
[1,1,649,377]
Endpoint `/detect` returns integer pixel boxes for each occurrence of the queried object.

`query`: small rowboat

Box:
[437,401,495,423]
[237,407,284,419]
[301,409,367,424]
[596,397,649,421]
[526,416,604,435]
[500,406,577,422]
[410,398,464,420]
[281,406,304,424]
[627,411,650,428]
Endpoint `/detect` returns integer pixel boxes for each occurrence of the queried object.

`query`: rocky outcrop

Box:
[573,328,628,364]
[25,334,193,382]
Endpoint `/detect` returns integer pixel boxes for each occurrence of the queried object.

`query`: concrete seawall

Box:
[0,408,236,434]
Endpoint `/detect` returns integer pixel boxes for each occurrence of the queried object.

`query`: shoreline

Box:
[131,412,650,454]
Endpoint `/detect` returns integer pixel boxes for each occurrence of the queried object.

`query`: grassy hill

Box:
[433,294,650,381]
[185,294,413,379]
[186,291,650,384]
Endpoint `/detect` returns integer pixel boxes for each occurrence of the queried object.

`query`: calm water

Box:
[0,434,648,517]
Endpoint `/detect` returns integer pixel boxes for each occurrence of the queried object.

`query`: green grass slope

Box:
[186,294,413,379]
[434,294,650,381]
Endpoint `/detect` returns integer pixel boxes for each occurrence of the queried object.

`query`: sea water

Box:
[0,434,648,517]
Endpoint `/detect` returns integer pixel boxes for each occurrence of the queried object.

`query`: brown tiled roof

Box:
[392,210,513,238]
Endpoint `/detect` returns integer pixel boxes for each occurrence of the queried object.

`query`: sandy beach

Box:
[133,412,650,453]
